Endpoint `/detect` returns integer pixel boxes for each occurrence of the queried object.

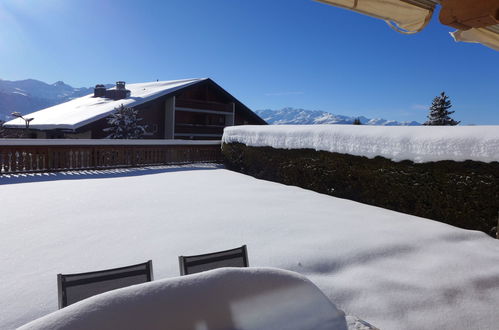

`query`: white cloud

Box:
[264,91,304,96]
[411,104,428,111]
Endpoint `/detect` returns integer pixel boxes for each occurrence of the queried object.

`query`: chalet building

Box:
[4,78,266,139]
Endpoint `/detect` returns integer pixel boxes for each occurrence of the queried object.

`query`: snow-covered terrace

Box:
[2,164,499,330]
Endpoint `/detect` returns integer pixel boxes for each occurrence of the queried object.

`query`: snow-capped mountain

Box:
[0,79,102,121]
[0,79,422,127]
[256,108,421,126]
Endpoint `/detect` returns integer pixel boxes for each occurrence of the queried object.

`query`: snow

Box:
[11,91,28,97]
[346,316,380,330]
[0,139,220,146]
[2,165,499,330]
[18,267,347,330]
[255,108,420,126]
[3,78,206,130]
[222,124,499,163]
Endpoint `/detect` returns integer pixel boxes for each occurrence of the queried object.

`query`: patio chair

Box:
[57,260,153,309]
[179,245,249,275]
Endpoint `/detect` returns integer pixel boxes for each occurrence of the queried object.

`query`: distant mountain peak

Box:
[256,108,421,126]
[0,78,96,120]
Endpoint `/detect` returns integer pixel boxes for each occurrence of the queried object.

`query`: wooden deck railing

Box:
[0,139,223,174]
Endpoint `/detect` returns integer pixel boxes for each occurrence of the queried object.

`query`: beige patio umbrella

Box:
[452,25,499,51]
[316,0,436,33]
[316,0,499,51]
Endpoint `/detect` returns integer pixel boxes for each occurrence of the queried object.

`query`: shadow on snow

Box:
[0,163,223,185]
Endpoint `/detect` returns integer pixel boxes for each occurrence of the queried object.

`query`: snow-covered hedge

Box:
[222,139,499,236]
[222,125,499,163]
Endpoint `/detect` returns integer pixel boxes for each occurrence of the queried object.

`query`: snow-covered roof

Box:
[4,78,206,130]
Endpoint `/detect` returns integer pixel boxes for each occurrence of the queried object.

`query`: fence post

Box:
[92,146,97,169]
[496,211,499,239]
[47,147,53,171]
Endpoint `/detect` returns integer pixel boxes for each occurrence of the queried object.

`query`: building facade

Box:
[5,78,266,139]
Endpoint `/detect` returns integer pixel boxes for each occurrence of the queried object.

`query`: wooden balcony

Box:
[0,139,222,174]
[175,99,232,113]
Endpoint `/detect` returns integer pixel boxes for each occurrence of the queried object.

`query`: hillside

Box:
[0,79,102,121]
[256,108,421,126]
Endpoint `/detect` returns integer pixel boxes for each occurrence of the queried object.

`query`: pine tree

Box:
[423,92,460,126]
[104,105,147,139]
[0,120,20,138]
[353,117,362,125]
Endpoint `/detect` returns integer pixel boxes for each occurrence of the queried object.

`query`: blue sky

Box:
[1,0,498,124]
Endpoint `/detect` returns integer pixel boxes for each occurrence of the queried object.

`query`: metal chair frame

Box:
[178,245,249,276]
[57,260,153,308]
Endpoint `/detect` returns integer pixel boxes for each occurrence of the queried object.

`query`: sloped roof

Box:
[4,78,206,130]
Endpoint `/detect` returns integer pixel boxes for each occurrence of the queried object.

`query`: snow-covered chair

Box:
[57,260,153,309]
[178,245,249,275]
[21,267,348,330]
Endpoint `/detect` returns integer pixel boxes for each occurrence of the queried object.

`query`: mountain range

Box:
[0,79,421,126]
[255,108,421,126]
[0,79,111,121]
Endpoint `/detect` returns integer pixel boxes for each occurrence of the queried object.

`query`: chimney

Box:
[103,81,131,100]
[116,81,126,90]
[94,84,106,97]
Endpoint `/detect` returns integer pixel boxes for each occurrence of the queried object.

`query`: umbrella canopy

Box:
[316,0,499,51]
[452,25,499,51]
[316,0,436,33]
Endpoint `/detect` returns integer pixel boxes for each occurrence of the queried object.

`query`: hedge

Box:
[222,143,499,237]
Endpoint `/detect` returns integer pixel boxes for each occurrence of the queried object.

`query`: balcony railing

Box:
[0,139,222,174]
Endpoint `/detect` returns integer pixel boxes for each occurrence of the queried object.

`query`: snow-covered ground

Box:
[2,165,499,329]
[223,125,499,163]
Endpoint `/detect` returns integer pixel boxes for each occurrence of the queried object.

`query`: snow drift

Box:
[2,165,499,330]
[222,125,499,163]
[18,267,347,330]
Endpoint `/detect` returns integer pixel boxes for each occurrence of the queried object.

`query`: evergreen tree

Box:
[104,105,147,139]
[353,117,362,125]
[0,120,23,138]
[423,92,460,126]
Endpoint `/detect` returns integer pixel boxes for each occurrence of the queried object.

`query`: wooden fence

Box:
[0,140,223,174]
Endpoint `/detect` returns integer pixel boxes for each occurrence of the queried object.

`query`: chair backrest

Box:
[179,245,249,275]
[57,260,153,308]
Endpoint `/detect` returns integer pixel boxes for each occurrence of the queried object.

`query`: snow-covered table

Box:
[19,267,359,330]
